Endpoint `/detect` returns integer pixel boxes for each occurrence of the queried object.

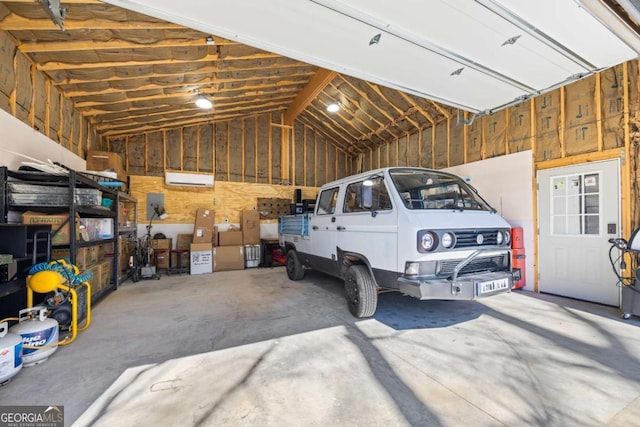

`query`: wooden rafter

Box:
[65,79,307,99]
[18,37,236,53]
[0,17,182,31]
[398,92,435,125]
[283,68,337,125]
[366,82,421,130]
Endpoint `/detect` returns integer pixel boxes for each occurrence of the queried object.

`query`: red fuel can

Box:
[512,248,526,289]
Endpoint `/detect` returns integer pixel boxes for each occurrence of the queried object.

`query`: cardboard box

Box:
[213,246,245,272]
[86,150,126,182]
[51,248,70,261]
[98,260,112,292]
[193,209,215,243]
[190,243,212,275]
[118,201,127,225]
[22,211,79,246]
[151,238,173,250]
[118,236,131,272]
[212,226,218,247]
[176,234,192,250]
[218,230,243,246]
[86,265,101,294]
[155,249,170,269]
[241,210,261,245]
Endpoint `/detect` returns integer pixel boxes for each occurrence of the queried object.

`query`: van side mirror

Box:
[361,180,373,210]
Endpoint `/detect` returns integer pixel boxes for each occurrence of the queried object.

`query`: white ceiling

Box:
[104,0,640,114]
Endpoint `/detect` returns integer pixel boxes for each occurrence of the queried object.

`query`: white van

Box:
[279,167,519,317]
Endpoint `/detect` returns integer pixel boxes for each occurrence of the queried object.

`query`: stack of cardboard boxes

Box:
[187,208,262,274]
[190,209,215,275]
[51,243,113,295]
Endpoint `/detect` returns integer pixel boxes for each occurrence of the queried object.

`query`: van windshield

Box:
[389,168,493,211]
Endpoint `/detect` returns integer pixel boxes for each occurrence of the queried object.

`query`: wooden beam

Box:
[18,37,235,53]
[0,16,182,31]
[283,68,337,125]
[54,63,315,86]
[66,79,306,99]
[398,91,435,125]
[367,82,421,130]
[36,53,219,72]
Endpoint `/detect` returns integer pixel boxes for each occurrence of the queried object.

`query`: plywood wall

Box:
[129,175,317,225]
[0,31,100,160]
[107,112,351,187]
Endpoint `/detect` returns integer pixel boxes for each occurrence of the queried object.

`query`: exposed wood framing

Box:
[283,68,337,125]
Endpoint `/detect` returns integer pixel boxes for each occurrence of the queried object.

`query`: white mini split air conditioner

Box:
[164,172,214,187]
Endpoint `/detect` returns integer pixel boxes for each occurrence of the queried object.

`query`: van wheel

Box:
[344,265,377,318]
[286,249,305,280]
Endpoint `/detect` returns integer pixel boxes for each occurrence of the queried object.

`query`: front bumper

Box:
[397,270,519,300]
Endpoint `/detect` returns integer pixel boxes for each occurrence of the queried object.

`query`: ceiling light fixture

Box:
[326,102,340,113]
[194,89,213,109]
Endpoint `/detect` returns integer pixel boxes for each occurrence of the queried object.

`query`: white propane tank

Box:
[10,307,58,367]
[0,322,23,384]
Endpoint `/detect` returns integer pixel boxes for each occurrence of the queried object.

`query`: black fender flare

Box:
[336,247,378,287]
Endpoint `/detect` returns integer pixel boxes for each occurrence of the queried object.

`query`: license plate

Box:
[477,278,510,294]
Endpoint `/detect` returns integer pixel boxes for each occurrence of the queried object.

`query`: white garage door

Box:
[538,160,620,306]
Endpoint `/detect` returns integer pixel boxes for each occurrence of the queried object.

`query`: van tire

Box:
[286,249,305,280]
[344,265,377,318]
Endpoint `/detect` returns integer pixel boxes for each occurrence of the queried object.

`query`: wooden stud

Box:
[560,86,566,158]
[622,61,632,241]
[241,118,246,182]
[595,72,604,153]
[463,112,468,164]
[431,125,436,169]
[227,122,231,182]
[314,133,318,187]
[9,52,17,117]
[29,66,35,128]
[163,130,167,172]
[268,114,273,184]
[303,124,308,186]
[196,124,201,173]
[255,117,259,183]
[144,133,149,174]
[446,118,451,167]
[418,128,423,167]
[45,80,51,138]
[505,105,511,155]
[57,92,63,145]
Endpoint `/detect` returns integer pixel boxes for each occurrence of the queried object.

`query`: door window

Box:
[551,173,600,235]
[343,178,392,213]
[316,187,339,215]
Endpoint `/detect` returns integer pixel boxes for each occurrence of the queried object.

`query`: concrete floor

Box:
[1,267,640,426]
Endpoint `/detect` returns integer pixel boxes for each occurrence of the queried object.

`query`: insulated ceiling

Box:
[103,0,640,114]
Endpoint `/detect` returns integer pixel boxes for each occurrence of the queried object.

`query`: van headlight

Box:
[497,230,511,246]
[417,230,437,252]
[441,232,454,248]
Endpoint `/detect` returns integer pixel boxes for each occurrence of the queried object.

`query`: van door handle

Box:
[312,225,319,230]
[337,226,346,231]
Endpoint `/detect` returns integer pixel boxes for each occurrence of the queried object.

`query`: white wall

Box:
[0,109,85,170]
[446,150,535,290]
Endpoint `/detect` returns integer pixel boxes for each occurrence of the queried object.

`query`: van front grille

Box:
[453,230,499,248]
[437,255,507,277]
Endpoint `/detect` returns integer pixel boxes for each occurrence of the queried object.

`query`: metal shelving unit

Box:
[116,191,138,285]
[0,166,135,301]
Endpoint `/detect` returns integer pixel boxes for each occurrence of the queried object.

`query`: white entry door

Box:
[538,160,620,306]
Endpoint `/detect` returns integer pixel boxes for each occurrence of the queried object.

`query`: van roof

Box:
[319,167,459,190]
